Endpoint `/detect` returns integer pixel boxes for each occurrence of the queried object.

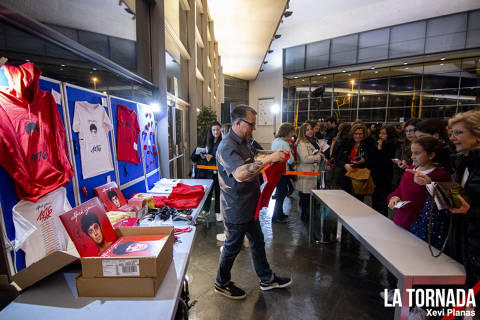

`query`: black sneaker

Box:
[260,274,292,291]
[214,282,246,300]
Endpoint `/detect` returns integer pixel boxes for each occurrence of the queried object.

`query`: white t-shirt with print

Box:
[73,101,114,179]
[12,187,72,267]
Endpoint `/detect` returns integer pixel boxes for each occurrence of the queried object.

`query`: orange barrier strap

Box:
[196,165,218,170]
[196,165,321,176]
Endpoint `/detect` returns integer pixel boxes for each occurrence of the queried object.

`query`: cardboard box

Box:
[76,226,174,297]
[11,251,79,291]
[80,226,174,278]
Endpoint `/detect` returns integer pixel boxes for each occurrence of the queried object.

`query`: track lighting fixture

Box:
[268,50,274,54]
[274,34,281,39]
[284,11,293,18]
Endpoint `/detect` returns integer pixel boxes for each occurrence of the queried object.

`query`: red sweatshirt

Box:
[0,63,73,201]
[387,165,451,229]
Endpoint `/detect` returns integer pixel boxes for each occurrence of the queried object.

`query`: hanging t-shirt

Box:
[254,155,289,220]
[0,62,74,201]
[116,104,140,164]
[73,101,114,179]
[12,187,72,267]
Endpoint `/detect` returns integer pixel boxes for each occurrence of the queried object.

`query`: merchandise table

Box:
[0,227,197,320]
[147,178,214,225]
[310,190,466,320]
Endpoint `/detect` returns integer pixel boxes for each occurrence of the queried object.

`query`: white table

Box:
[310,190,466,320]
[0,228,196,320]
[148,178,214,225]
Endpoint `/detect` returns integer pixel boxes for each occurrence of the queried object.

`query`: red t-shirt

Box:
[254,154,289,220]
[116,104,140,164]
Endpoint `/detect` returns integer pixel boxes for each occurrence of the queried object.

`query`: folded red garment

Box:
[171,183,205,198]
[152,184,205,209]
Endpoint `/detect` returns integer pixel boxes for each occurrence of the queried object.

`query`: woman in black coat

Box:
[334,122,375,200]
[447,111,480,308]
[201,121,222,213]
[371,125,398,216]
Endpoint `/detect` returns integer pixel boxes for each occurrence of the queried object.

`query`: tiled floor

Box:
[186,194,396,320]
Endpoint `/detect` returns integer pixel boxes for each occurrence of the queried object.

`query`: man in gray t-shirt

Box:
[214,105,292,300]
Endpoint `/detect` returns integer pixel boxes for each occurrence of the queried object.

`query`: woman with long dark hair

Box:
[371,125,399,216]
[201,121,222,215]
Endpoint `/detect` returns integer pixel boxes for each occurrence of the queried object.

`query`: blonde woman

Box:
[295,122,323,222]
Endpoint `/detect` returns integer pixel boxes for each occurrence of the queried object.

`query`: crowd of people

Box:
[191,109,479,304]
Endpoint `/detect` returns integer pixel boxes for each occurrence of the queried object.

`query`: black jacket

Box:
[333,137,376,193]
[370,141,397,190]
[450,149,480,288]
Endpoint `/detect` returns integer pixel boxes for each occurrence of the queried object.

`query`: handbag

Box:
[433,181,464,210]
[426,181,463,257]
[345,168,375,196]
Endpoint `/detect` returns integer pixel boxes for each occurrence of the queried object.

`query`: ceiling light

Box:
[294,76,299,79]
[403,62,408,65]
[342,70,347,73]
[316,73,321,76]
[323,76,327,79]
[375,71,378,74]
[267,50,274,54]
[274,34,281,39]
[405,67,409,70]
[60,64,66,67]
[441,57,446,61]
[284,11,293,18]
[371,66,375,70]
[440,63,444,66]
[348,73,351,76]
[92,67,97,70]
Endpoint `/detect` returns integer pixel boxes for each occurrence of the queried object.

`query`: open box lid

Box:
[11,250,79,291]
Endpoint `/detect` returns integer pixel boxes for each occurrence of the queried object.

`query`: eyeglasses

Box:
[449,129,466,137]
[241,119,256,128]
[405,129,416,133]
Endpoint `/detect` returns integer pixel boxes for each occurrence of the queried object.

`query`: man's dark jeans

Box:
[216,219,273,286]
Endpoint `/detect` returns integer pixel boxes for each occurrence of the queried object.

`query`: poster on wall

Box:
[257,98,274,126]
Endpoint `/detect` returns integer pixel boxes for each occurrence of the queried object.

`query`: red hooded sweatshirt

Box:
[0,63,74,202]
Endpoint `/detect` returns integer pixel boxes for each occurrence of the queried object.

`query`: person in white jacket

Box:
[295,122,323,222]
[271,123,295,224]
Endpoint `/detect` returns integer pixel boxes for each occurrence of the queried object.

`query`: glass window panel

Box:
[5,25,45,53]
[466,30,480,48]
[359,94,387,109]
[458,105,480,113]
[297,111,309,124]
[468,10,480,30]
[421,89,459,106]
[305,40,330,69]
[420,106,457,119]
[110,36,136,70]
[393,76,421,93]
[390,64,424,77]
[48,24,79,42]
[334,108,357,123]
[425,32,466,53]
[310,96,332,111]
[389,92,419,108]
[359,28,389,48]
[358,45,388,62]
[78,30,108,57]
[423,72,461,90]
[358,108,386,122]
[389,39,425,58]
[391,21,426,42]
[284,45,305,73]
[309,110,332,122]
[387,107,412,122]
[330,50,357,67]
[427,14,467,37]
